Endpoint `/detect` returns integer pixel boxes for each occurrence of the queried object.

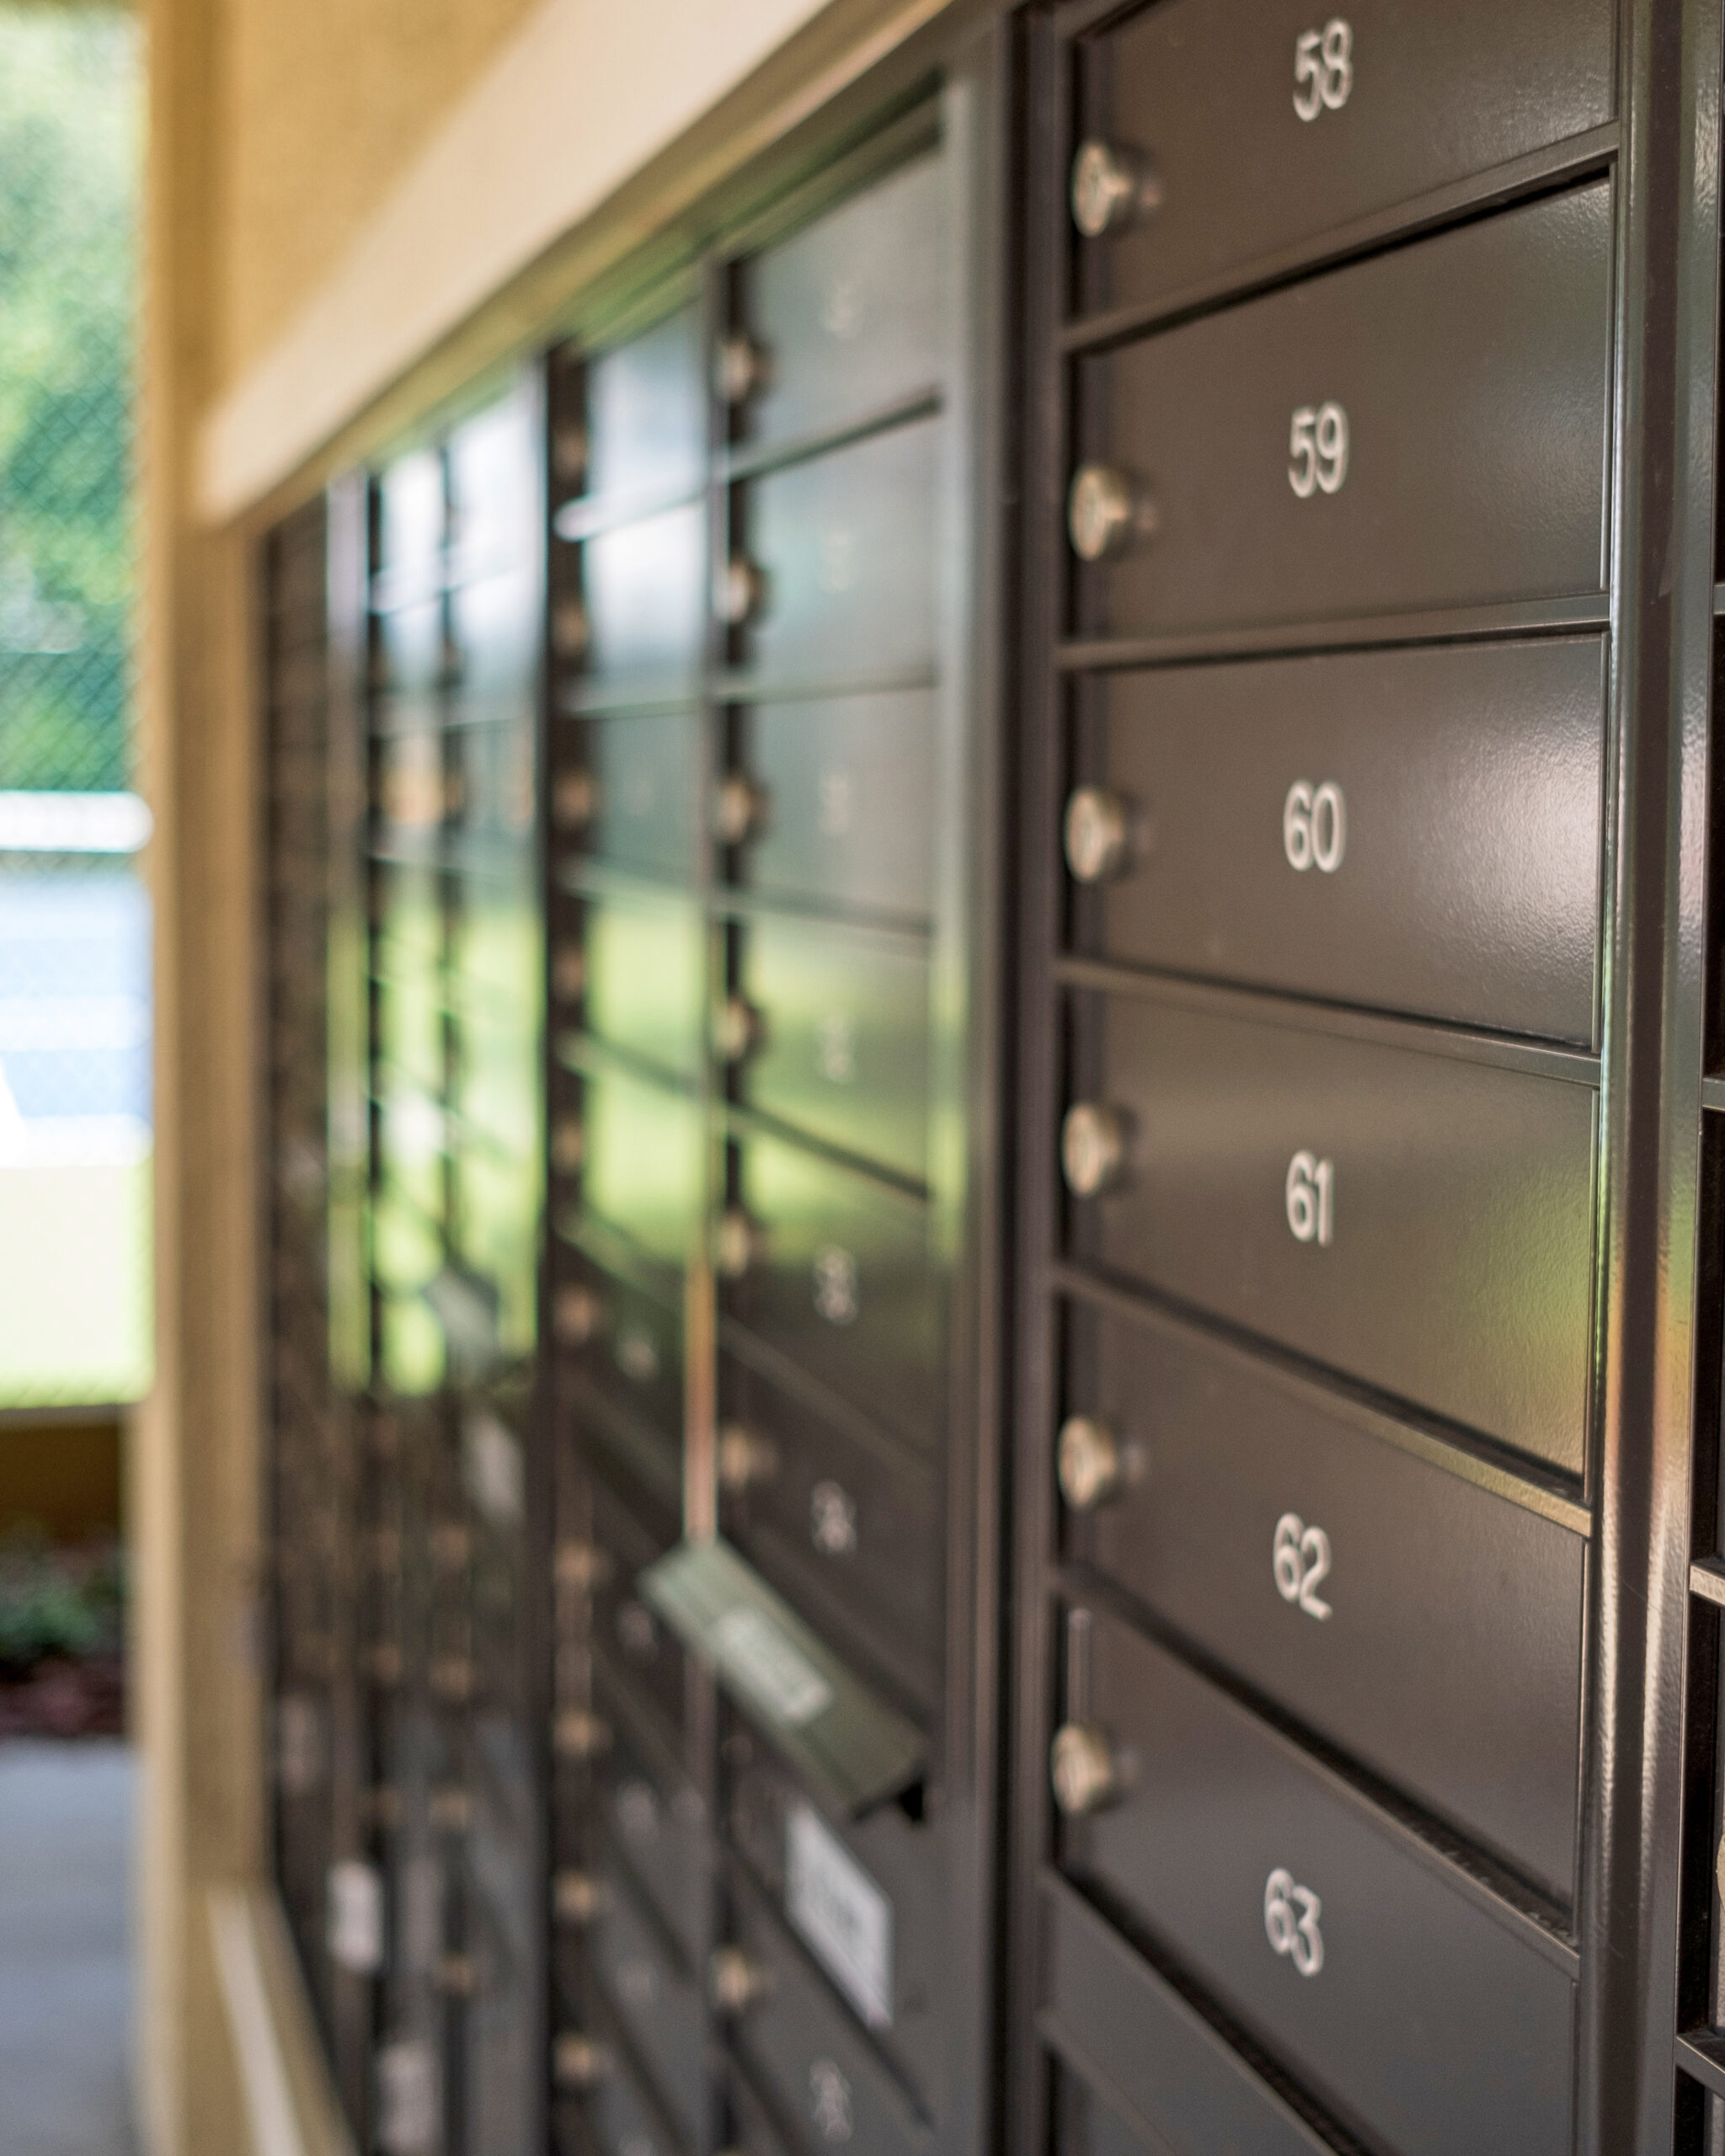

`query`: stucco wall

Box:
[216,0,542,387]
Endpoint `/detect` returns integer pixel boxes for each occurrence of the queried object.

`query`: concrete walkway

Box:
[0,1740,135,2156]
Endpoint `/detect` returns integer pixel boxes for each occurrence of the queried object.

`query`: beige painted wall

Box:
[216,0,542,386]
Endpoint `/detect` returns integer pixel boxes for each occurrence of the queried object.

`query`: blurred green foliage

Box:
[0,7,138,792]
[0,1525,124,1672]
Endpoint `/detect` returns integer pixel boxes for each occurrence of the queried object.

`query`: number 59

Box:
[1289,403,1349,498]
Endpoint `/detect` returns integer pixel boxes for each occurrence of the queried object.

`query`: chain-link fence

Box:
[0,5,148,1406]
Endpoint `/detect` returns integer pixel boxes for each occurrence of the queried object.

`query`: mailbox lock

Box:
[714,773,767,845]
[1070,139,1163,238]
[1061,1102,1129,1198]
[553,2032,611,2089]
[553,1868,601,1925]
[553,1538,612,1591]
[1064,787,1135,883]
[718,1421,777,1492]
[1050,1722,1120,1816]
[714,995,762,1062]
[715,1207,764,1279]
[717,556,766,627]
[1067,463,1158,563]
[553,1708,613,1761]
[552,1282,605,1346]
[551,942,586,1001]
[553,769,599,830]
[552,422,588,484]
[551,596,590,659]
[716,332,772,403]
[1057,1417,1124,1511]
[710,1945,770,2014]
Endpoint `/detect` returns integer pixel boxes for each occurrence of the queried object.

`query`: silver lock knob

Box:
[551,942,587,1001]
[1070,140,1163,238]
[1067,463,1157,563]
[1057,1416,1124,1511]
[552,1282,604,1345]
[716,556,766,626]
[1064,787,1135,883]
[715,1208,763,1279]
[710,1945,769,2013]
[553,1868,601,1925]
[553,2032,611,2089]
[716,332,772,403]
[1050,1722,1119,1816]
[714,772,767,844]
[553,1707,612,1761]
[552,595,590,659]
[552,422,589,483]
[552,768,599,830]
[718,1421,777,1492]
[1061,1102,1128,1198]
[714,995,761,1062]
[553,1537,612,1591]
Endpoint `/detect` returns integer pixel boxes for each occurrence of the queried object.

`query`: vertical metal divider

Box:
[360,470,391,2143]
[326,467,377,2137]
[929,29,1015,2156]
[1583,0,1722,2147]
[694,242,732,2156]
[1005,13,1069,2156]
[435,439,469,2156]
[526,348,558,2156]
[692,250,727,1560]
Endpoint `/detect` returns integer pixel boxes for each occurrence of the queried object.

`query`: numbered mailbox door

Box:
[1071,0,1614,314]
[735,915,932,1184]
[721,1353,943,1705]
[725,1136,948,1452]
[1065,993,1596,1471]
[738,691,939,922]
[1071,636,1605,1043]
[1061,1296,1583,1902]
[1060,1607,1575,2156]
[725,1871,933,2156]
[1071,181,1610,632]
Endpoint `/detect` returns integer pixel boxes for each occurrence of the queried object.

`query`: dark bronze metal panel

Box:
[736,421,942,688]
[1063,1292,1585,1903]
[1074,0,1615,318]
[724,1869,934,2156]
[735,147,947,449]
[725,1725,952,2113]
[1044,1881,1334,2156]
[580,892,707,1080]
[1071,991,1597,1470]
[1076,636,1606,1043]
[735,692,938,922]
[725,1135,948,1453]
[1064,1604,1576,2156]
[736,914,932,1183]
[586,1853,708,2145]
[1077,182,1611,635]
[564,710,704,886]
[720,1350,942,1705]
